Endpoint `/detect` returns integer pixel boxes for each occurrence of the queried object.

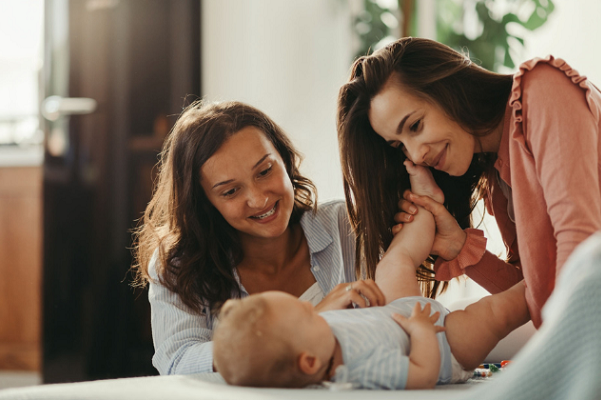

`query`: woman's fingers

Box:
[394,212,414,224]
[316,280,387,311]
[391,223,403,235]
[408,193,446,216]
[397,198,418,215]
[315,283,355,312]
[347,290,368,308]
[406,193,467,260]
[393,198,418,232]
[361,279,386,306]
[350,279,385,307]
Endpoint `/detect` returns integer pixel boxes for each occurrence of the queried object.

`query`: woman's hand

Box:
[392,190,467,261]
[314,279,386,312]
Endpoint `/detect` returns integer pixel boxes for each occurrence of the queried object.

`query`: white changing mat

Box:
[0,373,484,400]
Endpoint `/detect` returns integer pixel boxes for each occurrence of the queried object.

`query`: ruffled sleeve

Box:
[433,228,524,294]
[504,55,601,326]
[433,229,487,281]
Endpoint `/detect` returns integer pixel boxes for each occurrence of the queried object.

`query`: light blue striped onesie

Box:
[320,297,454,389]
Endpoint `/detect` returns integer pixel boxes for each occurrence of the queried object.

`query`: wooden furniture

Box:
[0,166,42,371]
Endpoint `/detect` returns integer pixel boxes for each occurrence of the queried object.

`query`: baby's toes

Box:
[403,160,417,174]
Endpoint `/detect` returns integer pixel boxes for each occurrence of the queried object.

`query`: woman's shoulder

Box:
[316,199,347,215]
[510,56,599,110]
[516,56,572,80]
[312,199,350,227]
[300,199,352,244]
[148,248,160,280]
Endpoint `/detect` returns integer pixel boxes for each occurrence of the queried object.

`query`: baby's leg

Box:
[374,223,431,301]
[374,164,440,302]
[405,161,444,203]
[374,163,443,302]
[444,281,530,370]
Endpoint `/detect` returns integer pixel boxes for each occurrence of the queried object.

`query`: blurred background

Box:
[0,0,599,389]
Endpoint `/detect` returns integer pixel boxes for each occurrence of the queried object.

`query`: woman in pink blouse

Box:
[337,37,601,328]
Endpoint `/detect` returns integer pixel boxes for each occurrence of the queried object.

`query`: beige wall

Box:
[202,0,355,202]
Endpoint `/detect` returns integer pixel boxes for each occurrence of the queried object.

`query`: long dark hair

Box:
[337,37,512,297]
[132,100,317,313]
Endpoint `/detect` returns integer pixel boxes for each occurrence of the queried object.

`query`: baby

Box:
[213,161,530,389]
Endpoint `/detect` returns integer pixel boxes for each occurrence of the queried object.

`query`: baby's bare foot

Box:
[404,160,444,203]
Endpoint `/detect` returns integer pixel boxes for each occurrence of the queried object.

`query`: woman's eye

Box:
[222,188,238,198]
[258,166,272,177]
[410,119,421,132]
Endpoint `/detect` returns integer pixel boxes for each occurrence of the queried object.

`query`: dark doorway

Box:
[42,0,201,382]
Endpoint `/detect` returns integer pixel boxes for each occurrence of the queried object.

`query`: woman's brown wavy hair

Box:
[337,37,512,297]
[132,100,316,314]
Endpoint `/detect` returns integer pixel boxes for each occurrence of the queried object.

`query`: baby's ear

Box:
[298,352,322,375]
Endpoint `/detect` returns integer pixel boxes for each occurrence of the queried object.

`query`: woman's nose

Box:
[246,186,268,209]
[404,143,428,165]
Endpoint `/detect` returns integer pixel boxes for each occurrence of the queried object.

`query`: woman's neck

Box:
[477,105,509,154]
[238,223,304,275]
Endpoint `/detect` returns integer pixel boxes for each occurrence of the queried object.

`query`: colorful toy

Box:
[473,360,512,379]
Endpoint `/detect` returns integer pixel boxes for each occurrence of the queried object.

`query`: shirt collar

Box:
[232,209,333,296]
[300,209,334,255]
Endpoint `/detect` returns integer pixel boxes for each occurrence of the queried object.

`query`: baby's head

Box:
[213,291,334,388]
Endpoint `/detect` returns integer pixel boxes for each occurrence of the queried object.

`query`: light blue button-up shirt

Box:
[148,200,357,375]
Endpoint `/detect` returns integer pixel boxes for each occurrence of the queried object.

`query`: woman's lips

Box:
[249,201,279,222]
[432,144,448,170]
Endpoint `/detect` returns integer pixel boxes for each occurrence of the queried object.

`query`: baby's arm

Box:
[374,162,438,302]
[392,302,445,389]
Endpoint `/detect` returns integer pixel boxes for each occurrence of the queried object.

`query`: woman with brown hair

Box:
[337,37,601,328]
[133,100,384,375]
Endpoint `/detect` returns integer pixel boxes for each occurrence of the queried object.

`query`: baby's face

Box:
[217,291,336,386]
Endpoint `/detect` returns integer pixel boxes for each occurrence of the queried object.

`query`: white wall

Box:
[521,0,601,84]
[202,0,354,202]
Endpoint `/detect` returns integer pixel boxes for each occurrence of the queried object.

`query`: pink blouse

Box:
[434,56,601,328]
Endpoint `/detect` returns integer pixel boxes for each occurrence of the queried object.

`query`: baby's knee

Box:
[480,293,528,337]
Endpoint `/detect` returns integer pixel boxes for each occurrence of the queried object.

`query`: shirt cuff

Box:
[434,229,488,281]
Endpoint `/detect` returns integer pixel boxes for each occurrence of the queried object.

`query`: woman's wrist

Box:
[434,229,488,281]
[447,229,468,261]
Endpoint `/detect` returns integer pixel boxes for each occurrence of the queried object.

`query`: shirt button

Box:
[313,266,320,272]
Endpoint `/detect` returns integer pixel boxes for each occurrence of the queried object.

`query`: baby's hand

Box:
[404,160,444,204]
[391,302,445,336]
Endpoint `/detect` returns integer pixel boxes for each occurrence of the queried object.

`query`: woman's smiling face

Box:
[200,126,295,241]
[368,76,477,177]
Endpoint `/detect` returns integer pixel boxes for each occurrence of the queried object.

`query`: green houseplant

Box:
[353,0,555,71]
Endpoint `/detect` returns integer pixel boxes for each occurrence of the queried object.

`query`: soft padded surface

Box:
[0,373,483,400]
